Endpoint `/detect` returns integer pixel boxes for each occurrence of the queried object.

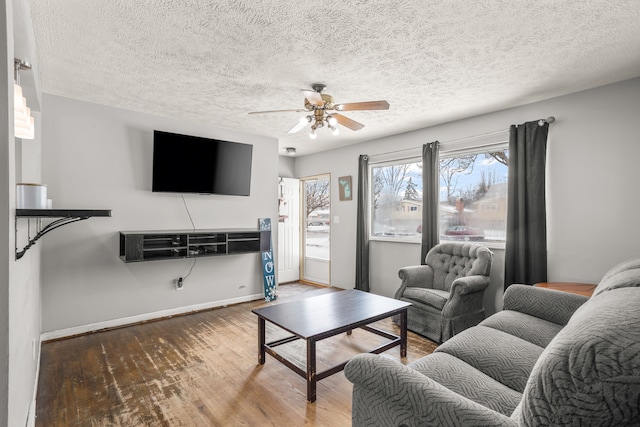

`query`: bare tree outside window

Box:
[439,155,476,204]
[305,180,330,217]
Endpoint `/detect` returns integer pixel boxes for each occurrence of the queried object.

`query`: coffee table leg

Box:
[258,317,266,364]
[306,338,316,402]
[400,309,408,358]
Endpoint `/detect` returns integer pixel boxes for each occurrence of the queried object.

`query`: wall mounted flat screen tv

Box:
[152,130,253,196]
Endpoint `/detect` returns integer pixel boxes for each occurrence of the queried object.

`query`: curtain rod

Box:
[367,116,555,160]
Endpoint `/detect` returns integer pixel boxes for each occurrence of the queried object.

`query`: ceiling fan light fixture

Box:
[248,84,388,138]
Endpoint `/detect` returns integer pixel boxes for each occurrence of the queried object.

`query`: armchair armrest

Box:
[442,275,491,318]
[345,354,516,427]
[395,265,435,299]
[450,275,491,296]
[503,284,589,325]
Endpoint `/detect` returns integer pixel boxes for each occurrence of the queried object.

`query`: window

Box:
[439,148,508,244]
[371,161,423,238]
[370,144,509,246]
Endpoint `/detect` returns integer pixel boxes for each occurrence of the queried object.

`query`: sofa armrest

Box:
[345,354,516,427]
[395,265,435,299]
[503,284,589,325]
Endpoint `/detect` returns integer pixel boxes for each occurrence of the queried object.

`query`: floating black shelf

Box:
[16,208,112,218]
[119,229,262,262]
[15,209,112,260]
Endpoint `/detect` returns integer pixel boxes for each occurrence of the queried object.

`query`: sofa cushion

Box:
[479,310,563,348]
[520,287,640,426]
[410,352,522,416]
[435,326,544,393]
[402,287,449,310]
[593,258,640,297]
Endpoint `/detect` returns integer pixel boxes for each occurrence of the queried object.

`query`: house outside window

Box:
[370,143,509,247]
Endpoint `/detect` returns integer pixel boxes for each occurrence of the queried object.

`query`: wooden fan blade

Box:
[302,90,324,106]
[287,118,309,134]
[334,100,389,111]
[248,108,308,115]
[333,113,364,131]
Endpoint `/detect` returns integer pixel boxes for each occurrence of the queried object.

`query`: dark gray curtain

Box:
[355,155,370,291]
[421,142,440,264]
[504,121,549,289]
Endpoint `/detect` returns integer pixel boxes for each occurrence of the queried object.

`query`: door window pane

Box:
[304,178,330,260]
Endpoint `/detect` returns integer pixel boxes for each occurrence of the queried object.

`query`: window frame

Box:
[368,138,509,250]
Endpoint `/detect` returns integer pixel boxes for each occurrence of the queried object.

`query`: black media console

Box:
[119,229,262,262]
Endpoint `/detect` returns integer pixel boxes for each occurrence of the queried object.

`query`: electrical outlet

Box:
[176,277,184,291]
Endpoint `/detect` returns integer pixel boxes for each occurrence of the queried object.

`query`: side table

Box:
[534,282,597,297]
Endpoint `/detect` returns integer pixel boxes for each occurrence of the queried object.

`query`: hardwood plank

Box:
[36,284,438,426]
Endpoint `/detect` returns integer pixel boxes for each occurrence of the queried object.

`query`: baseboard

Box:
[298,279,331,288]
[41,293,264,341]
[26,338,41,427]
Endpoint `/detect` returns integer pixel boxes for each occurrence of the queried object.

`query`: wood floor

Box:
[36,284,438,426]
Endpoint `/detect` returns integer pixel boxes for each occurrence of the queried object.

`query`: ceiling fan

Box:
[248,83,389,139]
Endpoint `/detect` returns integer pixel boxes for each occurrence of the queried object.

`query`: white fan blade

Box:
[248,108,308,115]
[302,90,324,106]
[288,118,309,134]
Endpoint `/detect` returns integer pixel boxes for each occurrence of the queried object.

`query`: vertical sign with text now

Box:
[259,218,277,302]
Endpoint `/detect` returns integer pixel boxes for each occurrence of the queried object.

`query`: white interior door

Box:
[277,177,300,283]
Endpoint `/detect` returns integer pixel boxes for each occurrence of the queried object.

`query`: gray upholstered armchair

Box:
[394,242,493,342]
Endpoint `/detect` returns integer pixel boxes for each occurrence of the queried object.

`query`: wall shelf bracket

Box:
[15,209,112,260]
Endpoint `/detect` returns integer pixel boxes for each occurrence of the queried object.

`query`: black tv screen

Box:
[152,130,253,196]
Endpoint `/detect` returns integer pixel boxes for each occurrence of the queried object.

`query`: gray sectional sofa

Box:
[345,259,640,426]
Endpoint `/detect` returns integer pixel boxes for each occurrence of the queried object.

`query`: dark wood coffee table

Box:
[252,289,411,402]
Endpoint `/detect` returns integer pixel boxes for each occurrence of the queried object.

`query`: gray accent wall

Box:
[294,78,640,315]
[39,95,279,333]
[278,155,295,178]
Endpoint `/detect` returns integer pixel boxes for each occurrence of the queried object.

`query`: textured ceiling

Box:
[28,0,640,156]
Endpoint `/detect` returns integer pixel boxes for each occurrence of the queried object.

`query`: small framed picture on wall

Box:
[338,176,352,201]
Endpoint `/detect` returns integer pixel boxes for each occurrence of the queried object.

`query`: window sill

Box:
[369,236,505,251]
[370,236,421,244]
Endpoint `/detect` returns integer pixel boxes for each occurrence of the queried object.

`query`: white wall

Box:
[0,3,11,424]
[2,1,43,425]
[278,155,295,178]
[40,95,279,335]
[294,78,640,315]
